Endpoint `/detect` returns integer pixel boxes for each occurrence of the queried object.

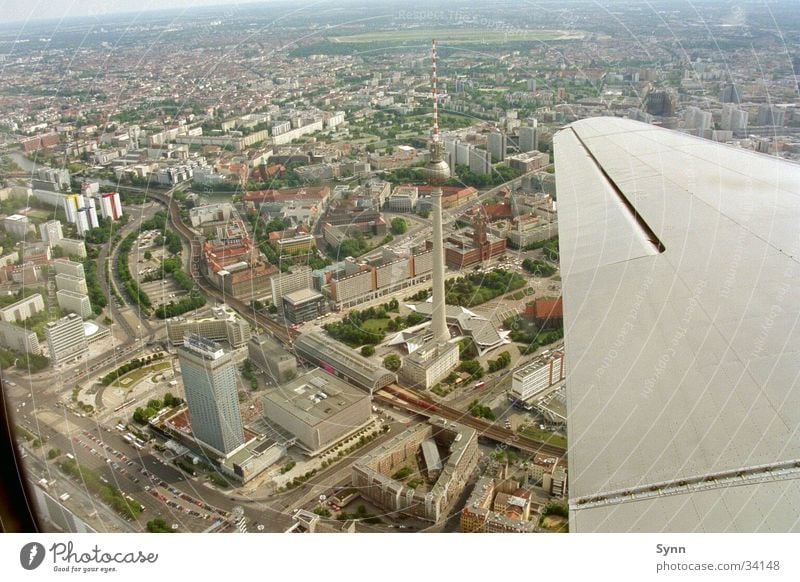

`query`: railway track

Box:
[146,190,298,345]
[377,384,567,459]
[148,190,565,460]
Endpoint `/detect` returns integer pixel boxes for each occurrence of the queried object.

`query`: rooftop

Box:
[284,288,324,305]
[263,370,368,427]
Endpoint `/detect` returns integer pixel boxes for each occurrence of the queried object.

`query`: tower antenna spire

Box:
[432,38,439,142]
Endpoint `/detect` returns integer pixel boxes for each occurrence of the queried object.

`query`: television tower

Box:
[424,39,451,345]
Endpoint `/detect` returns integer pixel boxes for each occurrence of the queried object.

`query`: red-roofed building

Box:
[244,186,331,207]
[524,297,563,329]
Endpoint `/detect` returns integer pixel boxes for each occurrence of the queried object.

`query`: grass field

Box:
[112,361,172,389]
[362,318,391,333]
[518,425,568,449]
[26,209,56,221]
[328,28,582,44]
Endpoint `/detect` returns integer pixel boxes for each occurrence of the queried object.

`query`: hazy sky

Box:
[1,0,268,24]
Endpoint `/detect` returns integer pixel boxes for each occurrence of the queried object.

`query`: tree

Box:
[144,250,152,260]
[459,359,484,379]
[390,217,408,235]
[383,353,401,371]
[361,345,375,357]
[146,518,176,533]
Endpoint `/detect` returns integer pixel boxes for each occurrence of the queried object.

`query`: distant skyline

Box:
[0,0,271,24]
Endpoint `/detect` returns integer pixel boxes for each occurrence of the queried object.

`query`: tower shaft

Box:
[430,187,449,344]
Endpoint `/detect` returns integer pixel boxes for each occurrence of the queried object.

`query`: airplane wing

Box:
[554,117,800,532]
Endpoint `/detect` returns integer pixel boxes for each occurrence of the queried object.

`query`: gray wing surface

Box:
[555,117,800,532]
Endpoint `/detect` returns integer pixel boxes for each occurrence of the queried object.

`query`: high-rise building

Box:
[45,313,88,364]
[511,350,565,401]
[53,258,85,279]
[56,290,92,319]
[39,220,63,247]
[757,104,785,127]
[55,273,88,295]
[177,334,245,455]
[270,266,312,314]
[0,294,46,323]
[682,106,712,131]
[99,192,123,221]
[0,320,41,355]
[3,214,31,238]
[64,195,81,223]
[518,120,538,153]
[488,131,507,162]
[720,83,742,104]
[721,104,748,132]
[645,90,676,116]
[75,209,90,236]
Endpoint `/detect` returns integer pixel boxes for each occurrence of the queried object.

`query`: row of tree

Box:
[100,354,164,386]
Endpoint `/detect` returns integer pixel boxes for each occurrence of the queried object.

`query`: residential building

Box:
[38,220,64,247]
[269,266,312,313]
[352,416,480,523]
[177,334,245,456]
[518,121,539,153]
[461,475,539,533]
[99,192,123,221]
[56,290,92,319]
[488,131,507,162]
[0,320,41,355]
[58,239,87,258]
[53,258,85,279]
[44,313,88,364]
[683,106,712,131]
[506,151,549,174]
[511,350,566,402]
[468,148,492,174]
[262,370,371,455]
[720,83,742,104]
[757,104,785,127]
[0,294,46,323]
[721,105,748,132]
[55,273,88,295]
[3,214,32,239]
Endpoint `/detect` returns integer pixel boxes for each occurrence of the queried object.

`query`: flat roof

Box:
[263,370,367,427]
[283,288,324,305]
[556,117,800,532]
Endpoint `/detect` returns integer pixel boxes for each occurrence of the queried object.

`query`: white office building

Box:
[178,334,245,456]
[44,313,89,364]
[511,351,566,401]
